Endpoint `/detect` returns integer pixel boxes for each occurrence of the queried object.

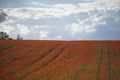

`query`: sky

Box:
[0,0,120,40]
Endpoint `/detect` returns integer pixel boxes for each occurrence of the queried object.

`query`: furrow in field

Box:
[3,42,69,80]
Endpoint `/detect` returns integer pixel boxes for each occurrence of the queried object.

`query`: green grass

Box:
[0,43,16,51]
[95,41,104,80]
[70,64,89,80]
[107,45,113,80]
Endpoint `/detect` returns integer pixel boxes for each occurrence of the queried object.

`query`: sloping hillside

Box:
[0,40,120,80]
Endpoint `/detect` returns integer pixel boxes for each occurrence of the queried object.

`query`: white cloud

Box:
[65,9,107,35]
[3,6,80,19]
[66,23,84,34]
[17,24,30,35]
[32,25,51,35]
[2,0,119,20]
[39,31,49,38]
[31,2,39,5]
[66,21,96,35]
[1,4,80,19]
[101,0,120,6]
[56,36,62,39]
[96,0,120,10]
[0,24,14,34]
[4,9,32,19]
[79,0,120,12]
[31,25,50,38]
[79,3,97,12]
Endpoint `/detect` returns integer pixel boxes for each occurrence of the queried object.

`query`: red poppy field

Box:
[0,40,120,80]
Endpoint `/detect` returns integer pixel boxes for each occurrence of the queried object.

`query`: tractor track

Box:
[0,43,61,79]
[1,42,69,80]
[95,41,104,80]
[0,49,32,67]
[19,42,70,80]
[0,43,17,51]
[107,42,113,80]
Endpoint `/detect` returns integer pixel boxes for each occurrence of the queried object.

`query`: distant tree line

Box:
[0,31,10,40]
[16,34,23,40]
[0,31,23,40]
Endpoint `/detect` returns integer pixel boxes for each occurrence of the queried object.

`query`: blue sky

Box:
[0,0,120,40]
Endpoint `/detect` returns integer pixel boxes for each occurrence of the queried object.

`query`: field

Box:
[0,40,120,80]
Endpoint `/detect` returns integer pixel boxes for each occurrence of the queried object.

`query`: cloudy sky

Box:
[0,0,120,40]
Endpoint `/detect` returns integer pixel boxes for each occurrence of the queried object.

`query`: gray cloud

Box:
[0,12,7,23]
